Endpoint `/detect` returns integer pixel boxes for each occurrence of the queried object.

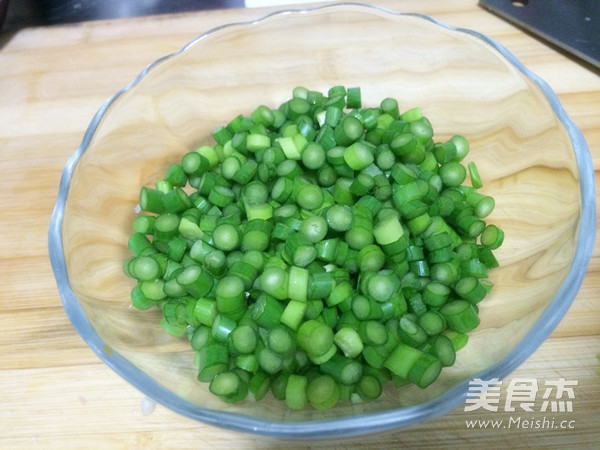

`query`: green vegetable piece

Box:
[126,86,504,410]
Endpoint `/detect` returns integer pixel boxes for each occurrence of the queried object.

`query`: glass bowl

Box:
[48,2,596,438]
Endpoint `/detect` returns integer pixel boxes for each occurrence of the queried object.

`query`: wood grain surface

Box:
[1,1,598,448]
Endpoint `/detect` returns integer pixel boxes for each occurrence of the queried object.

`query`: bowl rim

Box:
[47,1,597,439]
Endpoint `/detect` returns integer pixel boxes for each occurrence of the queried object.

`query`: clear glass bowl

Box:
[48,3,596,438]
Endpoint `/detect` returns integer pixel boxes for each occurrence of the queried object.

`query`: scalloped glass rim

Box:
[48,2,596,439]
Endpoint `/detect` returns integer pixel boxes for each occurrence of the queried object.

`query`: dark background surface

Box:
[1,0,245,30]
[479,0,600,69]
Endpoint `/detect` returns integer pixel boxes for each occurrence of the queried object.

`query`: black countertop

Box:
[1,0,245,30]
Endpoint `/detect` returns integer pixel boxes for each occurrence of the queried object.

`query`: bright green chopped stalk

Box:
[468,161,482,188]
[133,215,155,235]
[212,223,241,252]
[241,219,272,252]
[326,204,353,232]
[130,284,154,310]
[356,244,386,273]
[334,327,364,359]
[193,297,217,327]
[297,319,334,358]
[257,346,283,375]
[451,135,470,160]
[235,354,259,373]
[408,352,442,389]
[177,265,213,298]
[455,276,487,304]
[209,371,248,403]
[285,233,317,267]
[267,326,295,356]
[320,354,363,386]
[359,320,388,346]
[356,374,382,401]
[197,343,229,382]
[246,133,271,152]
[296,184,324,211]
[439,161,466,187]
[397,314,428,347]
[307,374,341,410]
[215,275,247,321]
[334,115,363,146]
[443,329,469,351]
[249,371,271,401]
[182,151,209,176]
[352,295,381,321]
[208,185,235,207]
[440,300,481,332]
[418,310,446,336]
[425,335,456,367]
[343,141,374,170]
[480,224,505,249]
[280,299,309,331]
[299,215,328,244]
[211,313,237,342]
[346,86,361,109]
[257,266,288,300]
[327,281,353,308]
[285,374,308,410]
[126,86,503,410]
[252,293,284,329]
[127,255,161,281]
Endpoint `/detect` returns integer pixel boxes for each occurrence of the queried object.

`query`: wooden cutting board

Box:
[1,1,598,447]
